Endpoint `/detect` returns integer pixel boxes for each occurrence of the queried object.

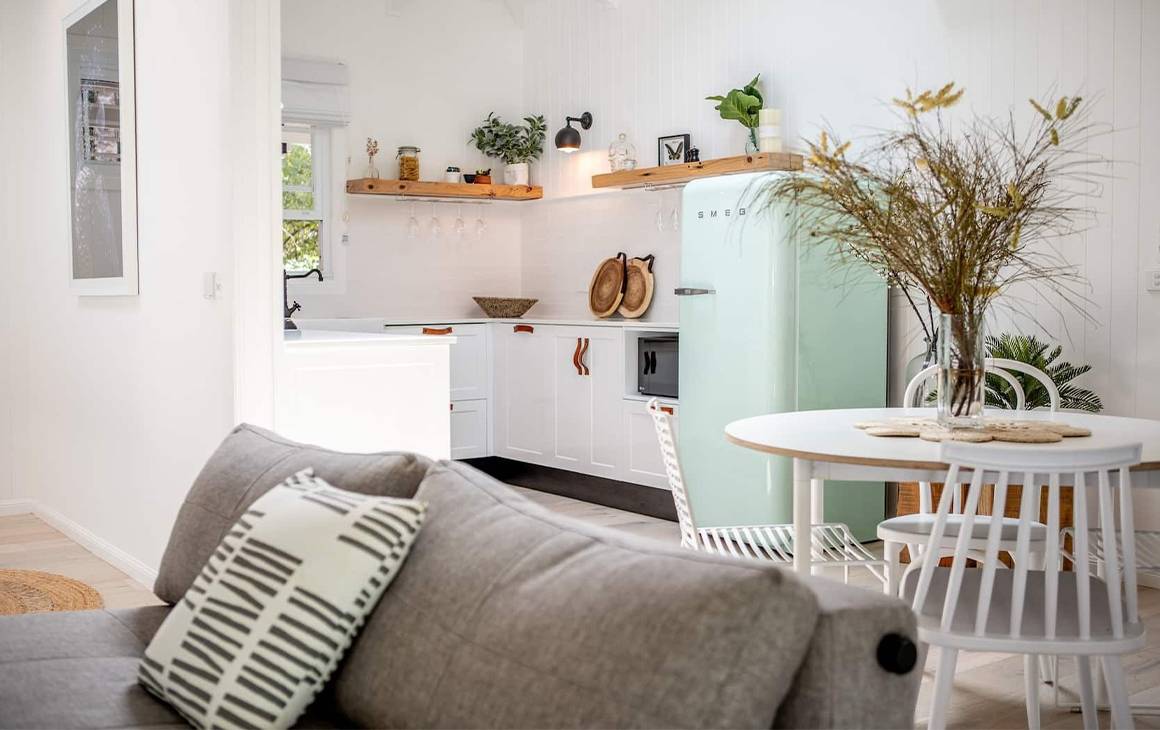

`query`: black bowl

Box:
[462,174,476,184]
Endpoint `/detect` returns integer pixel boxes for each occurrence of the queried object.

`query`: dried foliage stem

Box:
[755,83,1104,419]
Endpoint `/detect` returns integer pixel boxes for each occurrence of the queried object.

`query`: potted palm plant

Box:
[984,333,1102,412]
[470,112,546,186]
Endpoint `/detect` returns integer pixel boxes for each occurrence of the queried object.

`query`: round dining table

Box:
[725,407,1160,574]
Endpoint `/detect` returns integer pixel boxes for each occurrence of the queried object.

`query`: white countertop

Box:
[283,329,457,346]
[296,316,679,330]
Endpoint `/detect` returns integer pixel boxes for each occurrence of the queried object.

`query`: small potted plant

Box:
[474,168,492,184]
[706,74,763,153]
[470,112,546,186]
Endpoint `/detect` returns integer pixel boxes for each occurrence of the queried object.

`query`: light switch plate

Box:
[1147,270,1160,292]
[203,272,221,299]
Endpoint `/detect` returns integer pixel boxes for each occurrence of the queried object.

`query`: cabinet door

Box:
[576,328,625,479]
[450,399,488,460]
[493,324,554,463]
[622,400,678,488]
[550,331,590,471]
[383,324,487,400]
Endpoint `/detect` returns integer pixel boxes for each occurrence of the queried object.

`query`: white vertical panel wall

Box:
[0,0,239,575]
[520,0,1159,422]
[281,0,524,320]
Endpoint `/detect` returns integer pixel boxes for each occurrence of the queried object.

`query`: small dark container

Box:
[462,173,476,184]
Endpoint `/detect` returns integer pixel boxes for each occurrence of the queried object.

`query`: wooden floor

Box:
[5,492,1160,728]
[0,512,161,609]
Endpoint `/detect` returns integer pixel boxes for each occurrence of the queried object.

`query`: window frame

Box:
[281,124,331,275]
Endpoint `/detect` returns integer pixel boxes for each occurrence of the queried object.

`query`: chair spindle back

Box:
[647,398,700,551]
[911,441,1143,642]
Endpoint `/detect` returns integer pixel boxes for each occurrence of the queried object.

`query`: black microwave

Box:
[638,335,678,398]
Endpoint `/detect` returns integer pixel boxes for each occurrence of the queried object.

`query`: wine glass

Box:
[670,202,680,232]
[429,203,442,239]
[454,204,466,240]
[654,194,665,232]
[406,202,420,239]
[474,204,486,240]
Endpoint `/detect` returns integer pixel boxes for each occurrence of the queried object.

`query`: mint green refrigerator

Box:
[677,172,886,540]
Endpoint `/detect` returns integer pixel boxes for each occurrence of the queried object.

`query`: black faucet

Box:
[283,268,323,329]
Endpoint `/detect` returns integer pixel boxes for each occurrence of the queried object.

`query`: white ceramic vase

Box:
[503,162,529,186]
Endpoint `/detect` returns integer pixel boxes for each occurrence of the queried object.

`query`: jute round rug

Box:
[0,568,104,615]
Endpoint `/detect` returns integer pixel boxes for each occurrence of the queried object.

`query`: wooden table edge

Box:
[724,432,1160,472]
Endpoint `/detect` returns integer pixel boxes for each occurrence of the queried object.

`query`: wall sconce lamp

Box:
[555,112,593,153]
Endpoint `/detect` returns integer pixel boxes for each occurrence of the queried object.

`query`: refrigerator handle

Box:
[674,287,715,296]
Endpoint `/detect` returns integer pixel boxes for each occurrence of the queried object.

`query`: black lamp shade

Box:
[555,125,582,152]
[555,111,592,153]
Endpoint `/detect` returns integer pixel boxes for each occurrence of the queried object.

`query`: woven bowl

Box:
[473,296,538,318]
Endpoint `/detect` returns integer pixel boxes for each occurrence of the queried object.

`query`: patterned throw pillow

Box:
[138,469,425,729]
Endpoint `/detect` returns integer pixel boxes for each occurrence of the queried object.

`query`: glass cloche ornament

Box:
[608,132,637,172]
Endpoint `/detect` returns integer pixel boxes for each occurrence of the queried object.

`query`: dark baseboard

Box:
[463,457,677,522]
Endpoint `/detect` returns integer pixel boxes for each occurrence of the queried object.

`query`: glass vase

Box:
[745,127,759,154]
[936,312,985,428]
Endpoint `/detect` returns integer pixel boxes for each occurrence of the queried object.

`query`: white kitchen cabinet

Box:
[383,323,488,400]
[622,399,678,489]
[494,323,624,479]
[492,323,555,464]
[449,399,488,460]
[277,331,452,459]
[556,327,623,479]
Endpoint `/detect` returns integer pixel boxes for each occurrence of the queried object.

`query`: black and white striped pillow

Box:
[138,469,425,729]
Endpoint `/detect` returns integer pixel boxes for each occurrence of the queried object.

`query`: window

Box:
[282,125,329,273]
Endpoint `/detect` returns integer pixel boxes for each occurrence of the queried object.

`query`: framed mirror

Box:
[64,0,138,295]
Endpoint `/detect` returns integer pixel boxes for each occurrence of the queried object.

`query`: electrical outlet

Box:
[1147,269,1160,292]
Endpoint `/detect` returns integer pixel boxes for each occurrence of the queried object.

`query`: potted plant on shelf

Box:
[473,168,491,184]
[470,112,546,186]
[753,83,1102,428]
[706,73,763,153]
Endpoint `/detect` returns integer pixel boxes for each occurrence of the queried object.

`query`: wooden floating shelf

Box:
[590,152,804,190]
[345,178,542,201]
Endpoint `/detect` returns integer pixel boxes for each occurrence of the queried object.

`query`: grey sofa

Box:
[0,424,921,729]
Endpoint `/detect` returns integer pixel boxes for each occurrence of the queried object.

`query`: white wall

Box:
[520,0,1160,420]
[282,0,524,319]
[0,19,11,505]
[0,0,238,575]
[520,190,681,323]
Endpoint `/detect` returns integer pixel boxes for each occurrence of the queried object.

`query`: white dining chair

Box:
[647,398,887,584]
[1051,525,1160,715]
[880,359,1061,596]
[910,440,1144,730]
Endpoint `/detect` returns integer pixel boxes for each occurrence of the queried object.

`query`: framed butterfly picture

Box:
[657,134,691,166]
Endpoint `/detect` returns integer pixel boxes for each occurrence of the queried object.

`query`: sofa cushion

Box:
[334,461,821,729]
[0,606,352,730]
[142,469,427,730]
[155,423,436,604]
[0,607,185,729]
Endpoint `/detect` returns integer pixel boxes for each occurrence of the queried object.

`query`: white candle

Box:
[758,108,783,153]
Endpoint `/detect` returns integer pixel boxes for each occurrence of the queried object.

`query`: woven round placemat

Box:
[855,416,1091,444]
[0,569,104,615]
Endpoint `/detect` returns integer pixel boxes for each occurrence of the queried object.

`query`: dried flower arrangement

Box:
[365,138,380,179]
[753,83,1103,423]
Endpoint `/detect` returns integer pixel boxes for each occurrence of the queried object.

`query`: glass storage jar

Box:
[397,145,420,181]
[608,133,637,172]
